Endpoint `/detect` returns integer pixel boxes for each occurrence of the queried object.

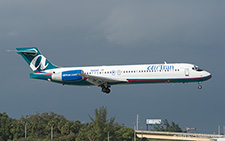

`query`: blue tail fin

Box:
[16,47,59,72]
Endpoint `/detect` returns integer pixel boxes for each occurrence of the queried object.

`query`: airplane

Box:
[16,47,212,94]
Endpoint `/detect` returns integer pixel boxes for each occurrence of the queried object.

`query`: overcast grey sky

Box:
[1,0,225,134]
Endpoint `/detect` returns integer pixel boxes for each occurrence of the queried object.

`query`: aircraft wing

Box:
[78,73,128,86]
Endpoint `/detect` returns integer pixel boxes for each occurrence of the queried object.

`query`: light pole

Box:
[51,124,54,140]
[218,125,220,135]
[134,125,136,141]
[223,126,225,135]
[137,114,139,131]
[108,131,110,141]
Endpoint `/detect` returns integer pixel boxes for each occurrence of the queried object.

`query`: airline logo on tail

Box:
[30,55,49,71]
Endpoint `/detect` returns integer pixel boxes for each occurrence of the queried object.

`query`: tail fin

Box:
[16,47,59,72]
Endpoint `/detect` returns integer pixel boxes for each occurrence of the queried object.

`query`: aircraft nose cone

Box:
[205,71,212,79]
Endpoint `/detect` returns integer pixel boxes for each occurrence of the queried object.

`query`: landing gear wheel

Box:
[102,87,107,93]
[198,85,202,89]
[105,88,110,94]
[101,85,111,94]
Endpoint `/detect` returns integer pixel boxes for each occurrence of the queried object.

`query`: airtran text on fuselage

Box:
[147,65,174,70]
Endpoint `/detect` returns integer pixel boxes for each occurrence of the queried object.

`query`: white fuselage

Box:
[16,47,211,93]
[45,63,211,86]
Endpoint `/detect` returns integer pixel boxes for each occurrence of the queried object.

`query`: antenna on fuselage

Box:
[164,61,167,64]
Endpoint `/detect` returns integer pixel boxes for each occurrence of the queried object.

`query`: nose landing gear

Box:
[198,82,202,89]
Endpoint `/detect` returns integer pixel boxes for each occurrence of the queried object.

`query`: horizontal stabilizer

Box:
[30,72,52,80]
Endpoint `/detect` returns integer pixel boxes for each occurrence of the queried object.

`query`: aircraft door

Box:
[184,68,189,76]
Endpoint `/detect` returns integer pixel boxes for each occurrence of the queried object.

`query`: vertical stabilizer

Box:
[16,47,59,72]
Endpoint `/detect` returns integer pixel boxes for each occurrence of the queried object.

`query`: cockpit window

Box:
[192,65,203,71]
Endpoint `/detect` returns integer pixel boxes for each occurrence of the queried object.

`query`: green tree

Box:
[115,126,134,140]
[153,119,182,132]
[71,120,82,135]
[10,119,24,139]
[0,112,13,140]
[0,110,136,140]
[76,123,91,141]
[18,112,68,139]
[89,106,115,141]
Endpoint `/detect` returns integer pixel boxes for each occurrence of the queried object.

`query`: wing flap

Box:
[78,73,128,86]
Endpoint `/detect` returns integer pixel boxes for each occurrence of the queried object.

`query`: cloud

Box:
[99,1,225,47]
[7,31,18,37]
[100,5,140,44]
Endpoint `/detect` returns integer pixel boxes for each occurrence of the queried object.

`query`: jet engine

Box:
[52,70,83,82]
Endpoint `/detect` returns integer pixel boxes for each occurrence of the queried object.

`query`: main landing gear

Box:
[198,82,202,89]
[101,86,111,94]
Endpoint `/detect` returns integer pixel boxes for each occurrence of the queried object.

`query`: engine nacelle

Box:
[52,70,83,82]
